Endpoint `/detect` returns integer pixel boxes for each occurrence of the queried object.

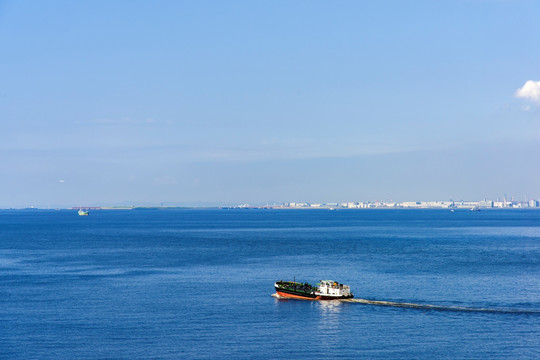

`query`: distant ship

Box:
[274,279,353,300]
[78,209,89,216]
[470,206,480,211]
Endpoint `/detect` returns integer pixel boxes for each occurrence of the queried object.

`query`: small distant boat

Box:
[78,209,89,216]
[274,279,353,300]
[470,206,480,212]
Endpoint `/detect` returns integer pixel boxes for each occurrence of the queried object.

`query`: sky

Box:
[1,0,540,208]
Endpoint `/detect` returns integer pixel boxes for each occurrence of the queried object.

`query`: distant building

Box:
[280,198,538,210]
[479,200,493,208]
[402,202,422,208]
[456,201,480,209]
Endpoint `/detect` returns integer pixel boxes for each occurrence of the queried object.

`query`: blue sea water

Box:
[0,209,539,359]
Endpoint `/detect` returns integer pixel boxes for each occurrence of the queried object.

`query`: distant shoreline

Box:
[3,206,539,211]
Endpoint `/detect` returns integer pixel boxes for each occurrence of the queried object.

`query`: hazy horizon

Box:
[2,1,539,208]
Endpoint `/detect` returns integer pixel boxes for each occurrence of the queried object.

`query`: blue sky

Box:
[1,0,539,207]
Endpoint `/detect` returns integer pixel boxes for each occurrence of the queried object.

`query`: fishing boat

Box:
[78,209,89,216]
[274,279,353,300]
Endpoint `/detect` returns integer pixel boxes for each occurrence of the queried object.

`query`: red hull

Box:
[276,290,353,301]
[276,290,318,300]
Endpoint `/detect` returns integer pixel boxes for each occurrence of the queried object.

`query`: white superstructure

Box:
[316,280,352,298]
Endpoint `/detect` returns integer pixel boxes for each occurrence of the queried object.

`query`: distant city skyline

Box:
[1,1,540,208]
[10,194,540,210]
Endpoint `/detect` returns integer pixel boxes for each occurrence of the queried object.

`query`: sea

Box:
[1,209,539,359]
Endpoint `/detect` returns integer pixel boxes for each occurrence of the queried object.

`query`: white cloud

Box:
[515,80,540,103]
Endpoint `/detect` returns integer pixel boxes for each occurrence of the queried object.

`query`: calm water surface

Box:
[1,209,539,359]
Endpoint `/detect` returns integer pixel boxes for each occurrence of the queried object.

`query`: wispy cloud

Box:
[515,80,540,103]
[88,117,172,125]
[155,139,428,163]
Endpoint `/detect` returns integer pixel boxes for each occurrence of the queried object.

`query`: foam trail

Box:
[272,294,540,314]
[340,298,540,314]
